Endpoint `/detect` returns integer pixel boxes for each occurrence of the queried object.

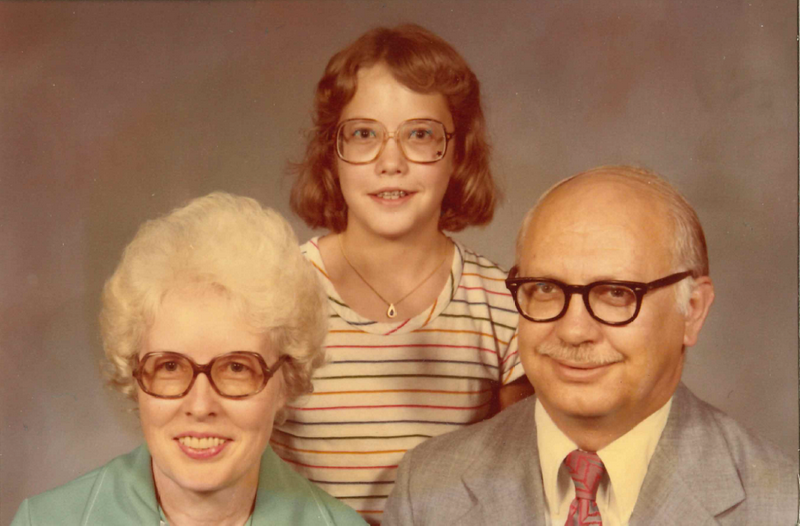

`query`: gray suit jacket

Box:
[384,384,797,525]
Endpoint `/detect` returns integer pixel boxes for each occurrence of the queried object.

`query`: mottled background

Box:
[1,1,796,522]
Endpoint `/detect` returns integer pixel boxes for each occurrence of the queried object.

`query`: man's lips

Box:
[554,359,613,370]
[547,356,620,382]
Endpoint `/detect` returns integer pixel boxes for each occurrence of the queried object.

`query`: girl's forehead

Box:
[341,64,453,128]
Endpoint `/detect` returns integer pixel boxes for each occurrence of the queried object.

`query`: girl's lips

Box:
[369,190,414,205]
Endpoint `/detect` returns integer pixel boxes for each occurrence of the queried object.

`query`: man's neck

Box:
[535,396,675,525]
[541,399,671,452]
[554,417,626,452]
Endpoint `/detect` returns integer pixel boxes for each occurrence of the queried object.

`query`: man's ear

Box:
[683,276,715,347]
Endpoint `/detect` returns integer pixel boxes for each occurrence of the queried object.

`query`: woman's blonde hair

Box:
[100,192,328,412]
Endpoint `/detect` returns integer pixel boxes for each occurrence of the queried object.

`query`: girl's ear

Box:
[682,276,715,347]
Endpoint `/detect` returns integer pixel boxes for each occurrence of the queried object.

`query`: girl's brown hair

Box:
[290,24,497,233]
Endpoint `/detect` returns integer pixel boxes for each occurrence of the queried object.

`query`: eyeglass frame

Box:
[334,118,455,165]
[132,351,289,400]
[504,267,694,327]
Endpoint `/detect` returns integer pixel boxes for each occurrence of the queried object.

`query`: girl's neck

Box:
[338,223,446,269]
[153,462,258,526]
[320,223,454,322]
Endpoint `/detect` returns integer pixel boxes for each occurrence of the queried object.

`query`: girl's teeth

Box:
[178,436,225,450]
[376,190,407,199]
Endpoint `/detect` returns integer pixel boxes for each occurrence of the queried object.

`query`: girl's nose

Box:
[375,135,408,176]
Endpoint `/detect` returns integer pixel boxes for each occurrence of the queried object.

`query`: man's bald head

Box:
[516,166,709,279]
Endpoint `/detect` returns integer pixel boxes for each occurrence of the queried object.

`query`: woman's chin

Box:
[156,463,241,494]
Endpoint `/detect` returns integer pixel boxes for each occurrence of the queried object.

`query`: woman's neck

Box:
[153,461,258,526]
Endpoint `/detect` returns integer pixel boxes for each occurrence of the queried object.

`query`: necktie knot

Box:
[564,449,605,525]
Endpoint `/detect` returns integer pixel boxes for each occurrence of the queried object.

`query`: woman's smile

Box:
[175,436,231,460]
[139,290,285,494]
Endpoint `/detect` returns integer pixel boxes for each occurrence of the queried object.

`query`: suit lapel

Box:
[459,399,547,525]
[448,385,746,525]
[631,384,744,525]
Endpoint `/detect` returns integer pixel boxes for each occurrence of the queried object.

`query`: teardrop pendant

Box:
[387,304,397,318]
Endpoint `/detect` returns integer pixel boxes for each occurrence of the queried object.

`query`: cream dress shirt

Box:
[535,397,672,526]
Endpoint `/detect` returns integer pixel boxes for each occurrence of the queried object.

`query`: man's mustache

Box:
[535,341,623,366]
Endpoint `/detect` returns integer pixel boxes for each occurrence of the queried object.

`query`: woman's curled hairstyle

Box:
[100,192,328,409]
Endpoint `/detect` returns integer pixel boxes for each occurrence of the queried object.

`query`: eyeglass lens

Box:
[516,281,639,324]
[137,352,266,398]
[337,119,447,163]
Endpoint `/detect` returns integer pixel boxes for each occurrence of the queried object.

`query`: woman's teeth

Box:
[178,436,226,449]
[376,190,407,199]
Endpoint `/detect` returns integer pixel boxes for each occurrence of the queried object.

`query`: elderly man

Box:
[383,166,796,525]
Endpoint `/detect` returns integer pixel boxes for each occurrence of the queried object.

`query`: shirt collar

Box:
[535,397,673,524]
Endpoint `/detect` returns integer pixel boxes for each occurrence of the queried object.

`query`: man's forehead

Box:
[520,176,674,278]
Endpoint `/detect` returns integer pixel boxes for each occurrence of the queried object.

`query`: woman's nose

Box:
[182,373,219,418]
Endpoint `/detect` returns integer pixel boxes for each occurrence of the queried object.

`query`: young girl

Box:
[274,24,533,524]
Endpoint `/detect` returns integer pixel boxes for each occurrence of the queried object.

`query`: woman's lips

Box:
[175,436,230,460]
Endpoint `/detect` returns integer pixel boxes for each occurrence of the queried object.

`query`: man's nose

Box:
[553,294,602,345]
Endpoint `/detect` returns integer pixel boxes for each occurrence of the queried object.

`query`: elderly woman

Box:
[12,193,366,526]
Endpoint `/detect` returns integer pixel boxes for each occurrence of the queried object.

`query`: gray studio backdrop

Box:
[1,1,796,523]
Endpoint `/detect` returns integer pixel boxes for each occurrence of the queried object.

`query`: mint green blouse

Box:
[12,444,366,525]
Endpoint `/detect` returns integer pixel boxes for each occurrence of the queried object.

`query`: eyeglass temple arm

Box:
[646,270,694,291]
[269,354,290,375]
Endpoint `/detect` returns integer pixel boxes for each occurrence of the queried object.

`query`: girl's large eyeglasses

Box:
[133,351,288,399]
[335,118,455,164]
[504,267,693,326]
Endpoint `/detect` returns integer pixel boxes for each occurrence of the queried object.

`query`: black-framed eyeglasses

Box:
[335,118,455,164]
[504,267,693,326]
[133,351,288,399]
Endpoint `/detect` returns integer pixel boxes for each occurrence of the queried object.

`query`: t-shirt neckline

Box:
[304,235,464,336]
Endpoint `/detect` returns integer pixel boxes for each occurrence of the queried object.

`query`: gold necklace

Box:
[338,234,449,319]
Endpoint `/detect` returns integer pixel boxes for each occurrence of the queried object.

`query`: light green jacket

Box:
[12,444,366,526]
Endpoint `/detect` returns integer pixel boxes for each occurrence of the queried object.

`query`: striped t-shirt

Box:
[271,237,525,525]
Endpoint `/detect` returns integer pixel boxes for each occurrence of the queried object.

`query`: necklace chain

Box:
[338,234,449,319]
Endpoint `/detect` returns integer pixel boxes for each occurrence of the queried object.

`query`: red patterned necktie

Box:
[564,449,606,526]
